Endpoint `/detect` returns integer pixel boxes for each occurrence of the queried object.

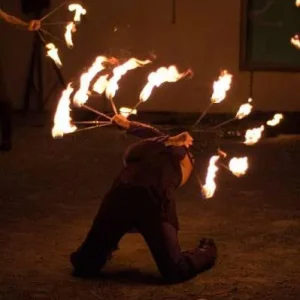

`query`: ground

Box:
[0,117,299,300]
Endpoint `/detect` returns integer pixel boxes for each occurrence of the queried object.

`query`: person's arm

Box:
[112,114,193,147]
[112,114,165,139]
[0,9,40,30]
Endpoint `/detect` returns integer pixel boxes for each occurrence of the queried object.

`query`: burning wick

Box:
[105,58,151,114]
[68,4,87,23]
[211,70,233,103]
[236,98,253,119]
[52,84,77,139]
[65,22,77,48]
[244,125,264,145]
[202,155,220,199]
[93,75,109,95]
[46,43,62,68]
[210,98,253,130]
[192,70,233,128]
[139,66,190,102]
[228,157,249,177]
[291,35,300,49]
[126,65,190,118]
[120,107,137,118]
[266,113,283,126]
[106,58,152,100]
[73,56,108,107]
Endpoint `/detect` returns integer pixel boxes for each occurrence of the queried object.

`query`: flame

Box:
[296,0,300,7]
[105,58,151,100]
[140,66,190,102]
[244,125,264,145]
[93,74,109,95]
[229,157,248,177]
[52,84,77,139]
[65,22,76,48]
[46,43,62,68]
[266,113,283,126]
[68,4,87,23]
[211,70,233,103]
[202,155,220,199]
[120,107,137,118]
[291,35,300,49]
[236,99,253,119]
[73,56,108,106]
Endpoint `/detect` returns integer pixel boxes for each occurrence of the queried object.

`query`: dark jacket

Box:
[116,121,187,229]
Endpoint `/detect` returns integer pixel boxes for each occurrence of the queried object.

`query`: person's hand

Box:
[112,114,131,129]
[28,20,41,31]
[166,131,194,148]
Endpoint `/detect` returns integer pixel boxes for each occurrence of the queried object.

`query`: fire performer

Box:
[0,8,40,151]
[70,114,217,283]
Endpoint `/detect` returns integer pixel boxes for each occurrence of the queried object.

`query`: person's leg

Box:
[139,221,217,283]
[70,184,133,276]
[70,219,130,277]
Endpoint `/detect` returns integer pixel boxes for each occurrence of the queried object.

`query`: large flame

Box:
[291,35,300,49]
[211,70,233,103]
[202,155,220,199]
[120,107,137,118]
[52,84,77,139]
[296,0,300,7]
[93,74,109,95]
[229,157,248,177]
[65,22,76,48]
[236,98,253,119]
[266,113,283,126]
[244,125,264,145]
[105,58,151,100]
[73,56,108,106]
[68,4,87,23]
[46,43,62,68]
[139,66,190,102]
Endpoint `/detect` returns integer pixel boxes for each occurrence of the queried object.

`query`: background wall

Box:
[1,0,300,113]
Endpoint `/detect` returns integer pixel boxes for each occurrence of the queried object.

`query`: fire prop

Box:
[267,113,283,126]
[202,156,220,199]
[105,58,152,114]
[193,70,233,127]
[93,75,109,95]
[228,157,249,177]
[65,22,76,48]
[125,66,192,116]
[38,3,87,67]
[244,125,265,145]
[120,107,137,118]
[68,4,87,23]
[46,43,62,67]
[140,66,191,102]
[39,2,285,200]
[52,84,77,139]
[73,56,109,107]
[211,98,253,130]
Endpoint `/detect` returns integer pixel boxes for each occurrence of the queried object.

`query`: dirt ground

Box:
[0,118,299,300]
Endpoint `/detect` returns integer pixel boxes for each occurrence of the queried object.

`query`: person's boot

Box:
[197,237,217,270]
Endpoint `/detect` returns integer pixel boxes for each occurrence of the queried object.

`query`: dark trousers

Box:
[71,183,216,283]
[0,68,12,143]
